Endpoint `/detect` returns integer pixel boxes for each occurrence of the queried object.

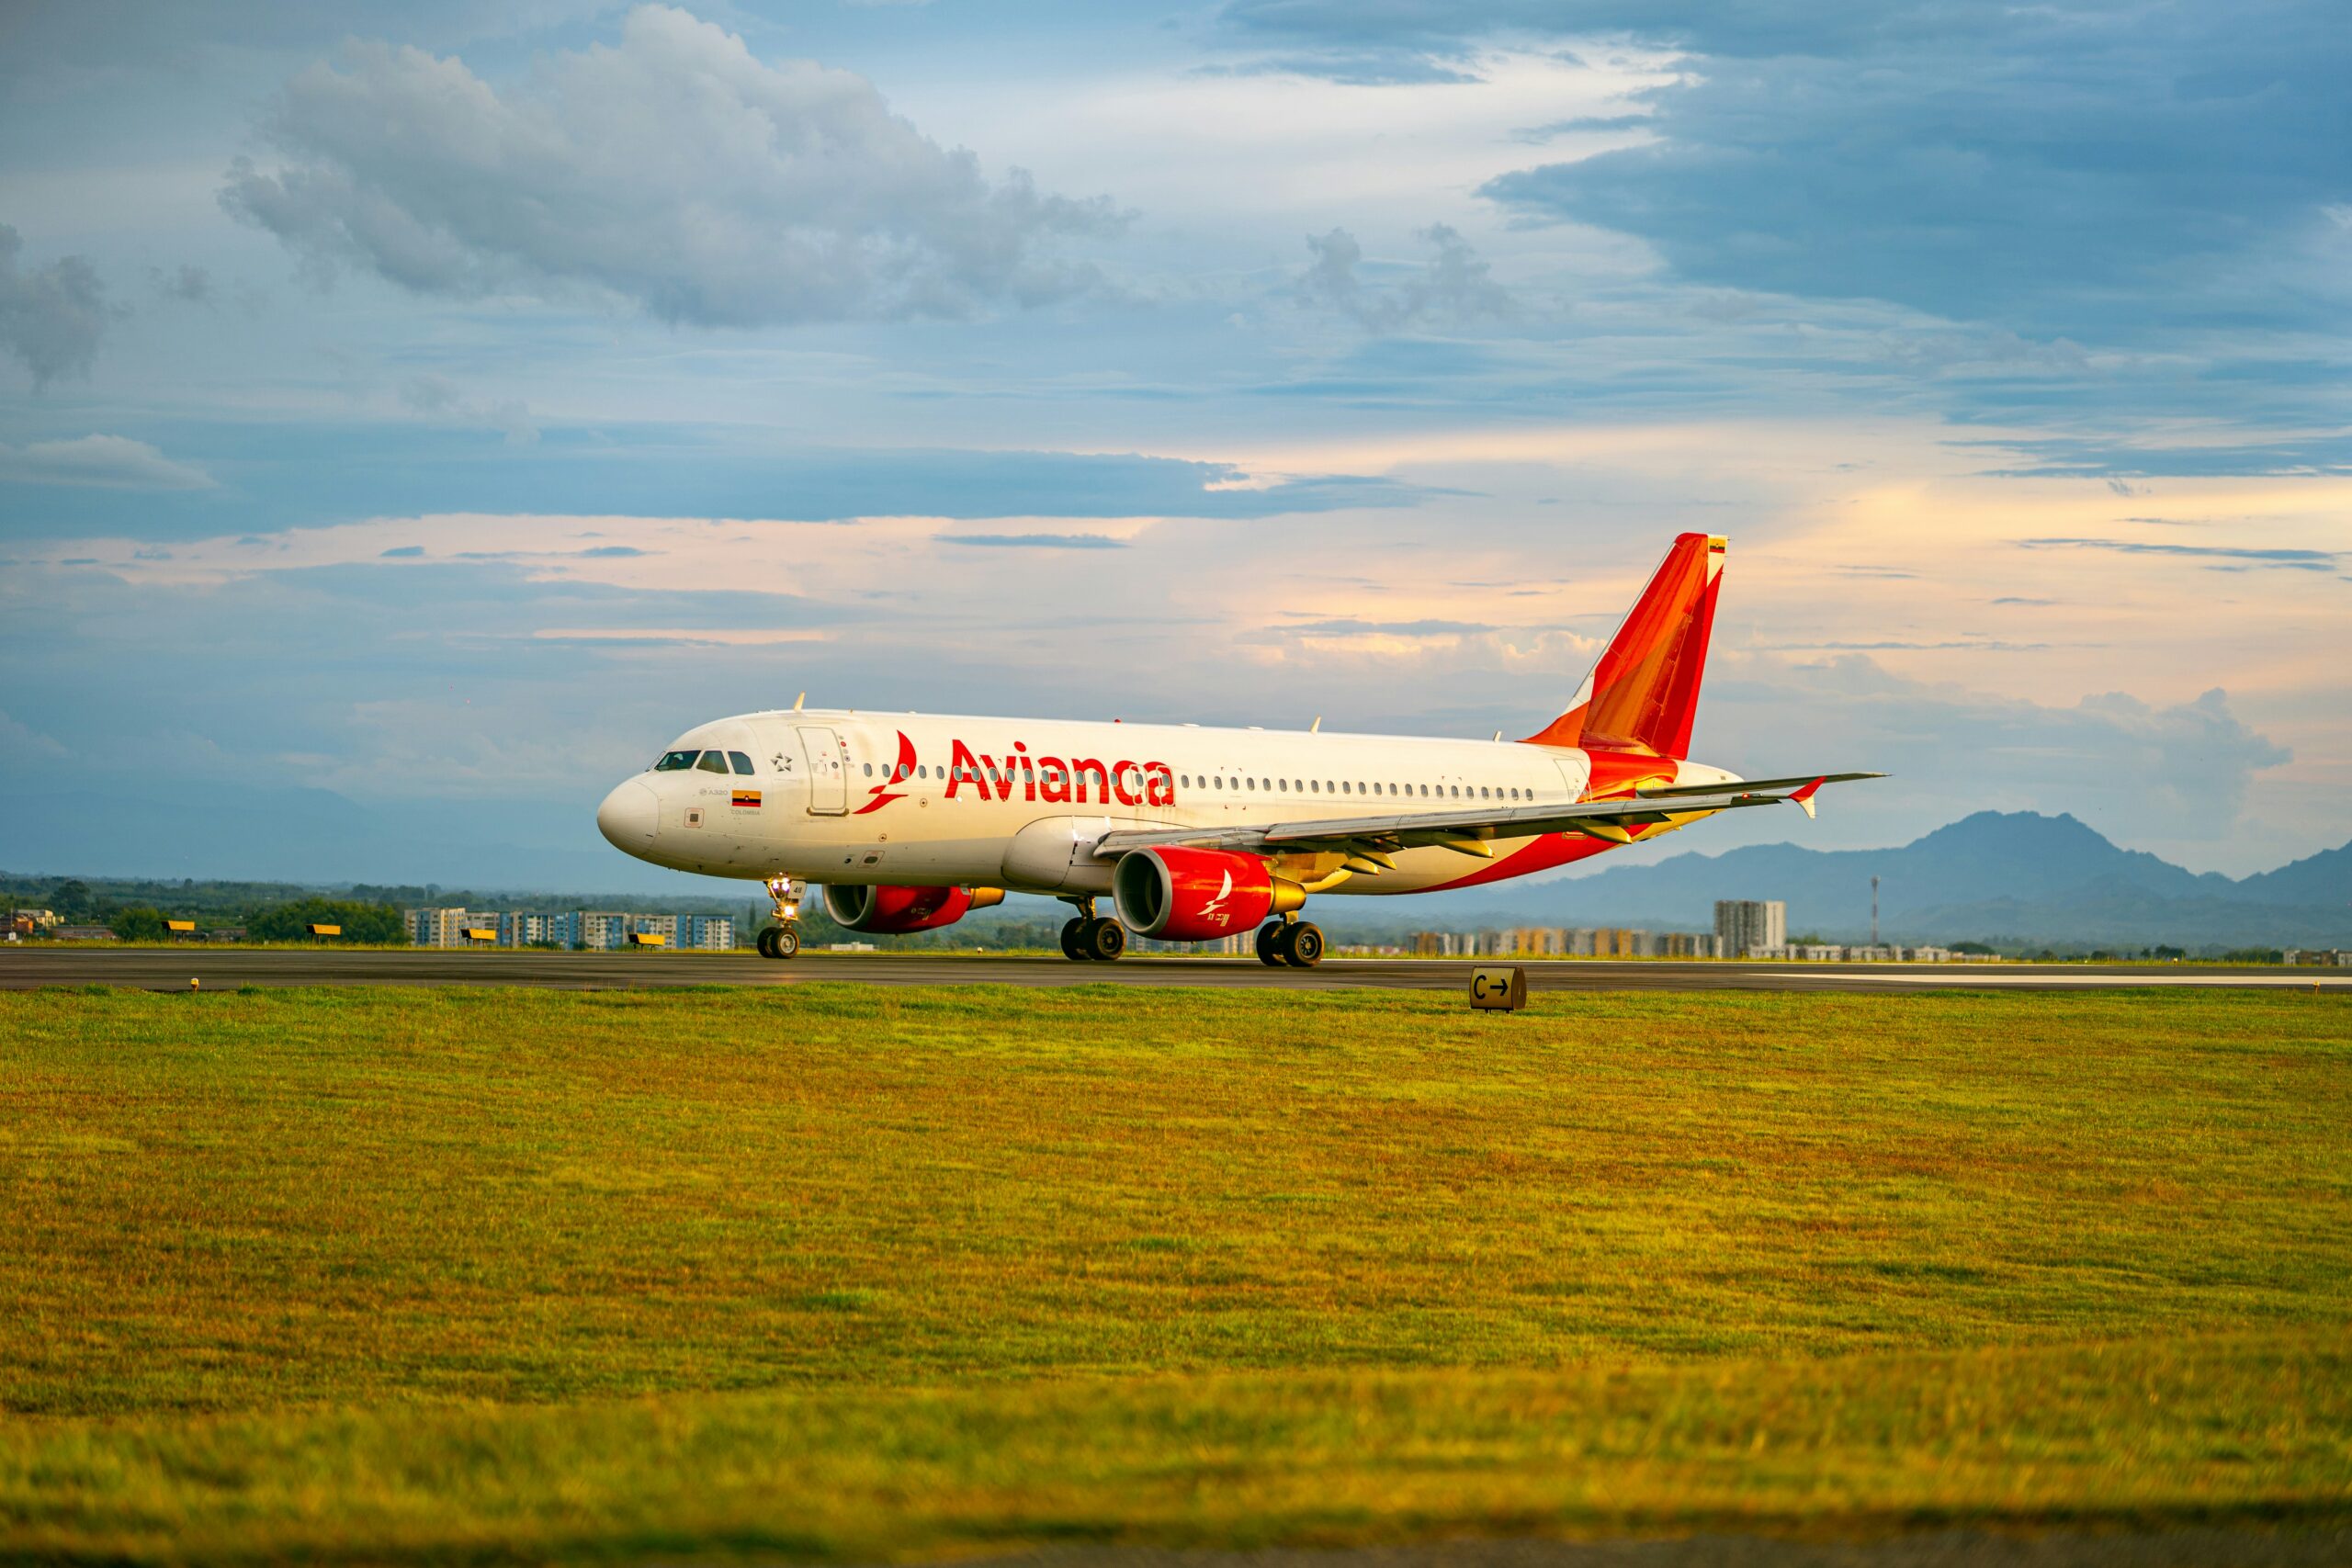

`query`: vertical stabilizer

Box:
[1524,533,1725,756]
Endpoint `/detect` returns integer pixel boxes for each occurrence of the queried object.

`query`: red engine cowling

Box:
[822,884,1005,933]
[1113,847,1303,941]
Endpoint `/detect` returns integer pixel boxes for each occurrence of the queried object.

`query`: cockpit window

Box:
[728,751,755,775]
[695,750,730,773]
[655,750,701,772]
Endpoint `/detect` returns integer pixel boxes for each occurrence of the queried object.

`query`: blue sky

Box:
[1,0,2346,890]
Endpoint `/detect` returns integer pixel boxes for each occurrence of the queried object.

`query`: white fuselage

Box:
[596,707,1737,896]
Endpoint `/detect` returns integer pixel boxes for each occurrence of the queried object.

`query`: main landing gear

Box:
[1057,897,1126,962]
[756,874,805,960]
[1257,919,1324,969]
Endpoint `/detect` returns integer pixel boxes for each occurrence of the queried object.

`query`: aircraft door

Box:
[798,727,847,815]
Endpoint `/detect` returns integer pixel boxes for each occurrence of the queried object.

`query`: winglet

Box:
[1788,777,1826,820]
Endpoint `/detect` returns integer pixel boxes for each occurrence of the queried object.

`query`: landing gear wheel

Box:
[1256,923,1285,966]
[1080,917,1126,962]
[1060,917,1091,961]
[1282,921,1324,968]
[757,927,776,958]
[757,925,798,959]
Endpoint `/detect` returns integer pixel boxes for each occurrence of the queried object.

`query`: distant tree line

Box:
[7,877,409,944]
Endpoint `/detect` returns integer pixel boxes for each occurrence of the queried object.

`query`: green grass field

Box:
[2,984,2347,1562]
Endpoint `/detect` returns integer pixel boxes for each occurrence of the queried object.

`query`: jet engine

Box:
[1113,846,1305,941]
[821,884,1006,934]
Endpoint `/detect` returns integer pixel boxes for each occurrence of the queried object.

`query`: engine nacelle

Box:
[1113,846,1304,941]
[821,884,1005,934]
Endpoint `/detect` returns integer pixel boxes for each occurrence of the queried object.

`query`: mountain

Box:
[1420,812,2351,948]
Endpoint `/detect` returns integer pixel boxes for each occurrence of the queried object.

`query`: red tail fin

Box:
[1524,533,1725,756]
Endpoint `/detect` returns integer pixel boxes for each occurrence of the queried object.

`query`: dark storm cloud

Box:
[1231,2,2352,344]
[222,6,1128,327]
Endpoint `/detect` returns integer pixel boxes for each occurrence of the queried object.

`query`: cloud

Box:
[221,5,1127,327]
[399,373,538,446]
[1201,51,1485,85]
[1277,617,1498,637]
[938,533,1127,548]
[0,709,69,760]
[1464,2,2352,343]
[1705,658,2294,849]
[2020,538,2342,572]
[379,545,425,557]
[1298,223,1515,332]
[1511,113,1652,143]
[150,265,213,306]
[0,224,108,388]
[0,434,213,491]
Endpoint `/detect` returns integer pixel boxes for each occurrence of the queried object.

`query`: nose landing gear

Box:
[1057,897,1126,961]
[757,874,806,961]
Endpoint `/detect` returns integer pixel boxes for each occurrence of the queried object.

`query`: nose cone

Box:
[596,780,659,852]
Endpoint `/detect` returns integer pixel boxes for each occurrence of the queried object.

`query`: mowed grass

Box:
[1,984,2348,1561]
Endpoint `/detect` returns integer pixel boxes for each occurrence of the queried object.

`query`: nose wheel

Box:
[1258,919,1323,968]
[758,875,805,961]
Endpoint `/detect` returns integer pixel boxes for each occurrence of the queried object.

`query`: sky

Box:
[1,0,2346,892]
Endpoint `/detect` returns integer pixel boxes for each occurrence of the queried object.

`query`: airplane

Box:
[595,533,1878,964]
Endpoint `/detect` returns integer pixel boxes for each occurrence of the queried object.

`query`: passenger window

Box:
[656,750,699,772]
[863,762,874,777]
[695,750,729,773]
[729,751,754,775]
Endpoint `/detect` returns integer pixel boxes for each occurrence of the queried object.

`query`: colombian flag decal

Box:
[731,790,762,807]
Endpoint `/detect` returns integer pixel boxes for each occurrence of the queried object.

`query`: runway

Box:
[5,946,2344,993]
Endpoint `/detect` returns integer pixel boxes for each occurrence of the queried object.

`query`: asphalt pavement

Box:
[5,946,2344,993]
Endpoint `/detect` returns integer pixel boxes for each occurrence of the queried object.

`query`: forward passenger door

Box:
[798,727,847,815]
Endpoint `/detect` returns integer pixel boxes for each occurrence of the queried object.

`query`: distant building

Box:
[1656,931,1719,959]
[407,908,729,950]
[499,910,582,948]
[404,907,476,948]
[1589,927,1639,958]
[579,911,635,950]
[55,925,117,942]
[1715,900,1787,959]
[679,914,735,950]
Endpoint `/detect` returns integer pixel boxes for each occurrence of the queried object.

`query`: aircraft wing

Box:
[1091,773,1883,861]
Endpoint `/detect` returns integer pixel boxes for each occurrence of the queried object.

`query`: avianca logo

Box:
[1201,868,1234,925]
[853,730,919,815]
[853,731,1177,814]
